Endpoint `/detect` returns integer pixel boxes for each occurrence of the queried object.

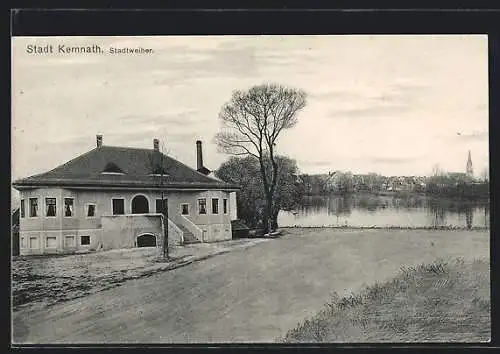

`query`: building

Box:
[466,150,474,179]
[12,208,20,256]
[12,135,239,256]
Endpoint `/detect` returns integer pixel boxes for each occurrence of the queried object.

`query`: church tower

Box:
[466,150,474,178]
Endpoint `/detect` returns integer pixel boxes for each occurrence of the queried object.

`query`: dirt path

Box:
[13,229,489,344]
[12,239,269,313]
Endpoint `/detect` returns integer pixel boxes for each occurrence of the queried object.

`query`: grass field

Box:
[13,228,489,343]
[281,257,490,343]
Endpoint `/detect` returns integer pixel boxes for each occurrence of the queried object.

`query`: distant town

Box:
[298,151,489,197]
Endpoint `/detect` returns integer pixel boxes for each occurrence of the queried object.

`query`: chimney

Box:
[153,138,159,151]
[196,140,203,171]
[96,134,103,148]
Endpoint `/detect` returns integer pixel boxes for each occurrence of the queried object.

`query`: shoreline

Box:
[280,225,489,231]
[302,191,489,201]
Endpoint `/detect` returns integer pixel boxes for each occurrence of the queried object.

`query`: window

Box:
[64,198,74,217]
[86,204,96,217]
[20,237,26,248]
[45,198,56,217]
[80,235,90,246]
[46,236,57,248]
[20,200,25,218]
[212,198,219,214]
[181,204,189,215]
[223,199,228,214]
[29,198,38,217]
[155,199,168,215]
[198,199,207,215]
[151,164,169,176]
[65,235,76,247]
[29,236,38,249]
[102,162,125,174]
[112,198,125,215]
[132,195,149,214]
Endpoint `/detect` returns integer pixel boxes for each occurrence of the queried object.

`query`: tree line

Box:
[299,171,489,199]
[426,166,489,200]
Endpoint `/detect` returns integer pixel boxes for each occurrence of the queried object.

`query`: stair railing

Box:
[167,218,185,245]
[179,215,203,242]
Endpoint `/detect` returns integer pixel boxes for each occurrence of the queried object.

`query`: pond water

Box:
[278,194,490,228]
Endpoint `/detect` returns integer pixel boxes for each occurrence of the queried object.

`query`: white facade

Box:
[17,187,235,255]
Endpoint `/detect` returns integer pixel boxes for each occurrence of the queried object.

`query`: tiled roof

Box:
[12,146,239,191]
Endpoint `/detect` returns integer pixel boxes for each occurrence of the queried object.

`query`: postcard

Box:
[11,34,490,344]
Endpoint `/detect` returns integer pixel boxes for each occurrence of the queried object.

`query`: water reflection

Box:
[428,200,447,227]
[280,194,490,228]
[466,208,473,229]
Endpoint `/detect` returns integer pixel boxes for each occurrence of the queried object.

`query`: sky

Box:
[12,35,489,185]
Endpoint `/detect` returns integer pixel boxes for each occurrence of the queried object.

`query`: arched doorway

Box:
[136,233,157,247]
[131,195,149,214]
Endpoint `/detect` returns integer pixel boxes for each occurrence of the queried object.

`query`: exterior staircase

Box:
[177,224,201,244]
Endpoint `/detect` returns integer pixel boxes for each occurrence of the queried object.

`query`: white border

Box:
[101,171,125,175]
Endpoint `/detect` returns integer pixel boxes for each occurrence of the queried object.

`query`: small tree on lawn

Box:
[149,139,172,261]
[214,83,307,233]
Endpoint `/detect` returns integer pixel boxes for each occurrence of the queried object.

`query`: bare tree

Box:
[214,83,307,233]
[431,164,444,177]
[480,167,489,182]
[149,140,171,260]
